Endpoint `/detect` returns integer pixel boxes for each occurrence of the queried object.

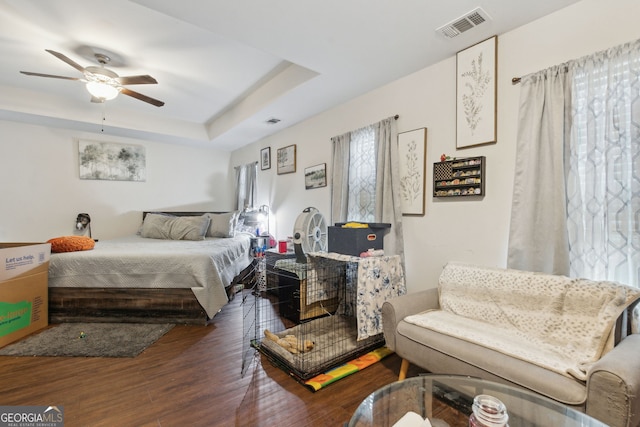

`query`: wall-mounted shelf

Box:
[433,156,485,198]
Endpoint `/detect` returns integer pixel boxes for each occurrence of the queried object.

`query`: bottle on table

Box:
[468,394,509,427]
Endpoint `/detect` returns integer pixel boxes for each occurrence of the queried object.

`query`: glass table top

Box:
[348,374,607,427]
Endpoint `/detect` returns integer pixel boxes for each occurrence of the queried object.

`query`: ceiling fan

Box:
[20,49,165,107]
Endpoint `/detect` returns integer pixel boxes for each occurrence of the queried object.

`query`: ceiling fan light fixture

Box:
[86,81,119,100]
[22,50,163,106]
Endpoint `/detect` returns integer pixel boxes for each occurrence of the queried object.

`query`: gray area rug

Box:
[0,323,174,357]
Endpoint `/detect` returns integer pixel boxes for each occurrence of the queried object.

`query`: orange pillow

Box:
[47,236,95,253]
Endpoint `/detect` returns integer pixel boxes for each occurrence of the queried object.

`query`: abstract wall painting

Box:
[79,140,146,181]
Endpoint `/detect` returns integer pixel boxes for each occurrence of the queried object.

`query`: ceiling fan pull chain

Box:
[101,104,106,133]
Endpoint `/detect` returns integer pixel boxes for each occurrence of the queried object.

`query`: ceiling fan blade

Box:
[120,88,165,107]
[20,71,81,81]
[116,75,158,85]
[45,49,86,73]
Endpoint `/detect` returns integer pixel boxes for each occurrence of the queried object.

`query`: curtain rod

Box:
[513,65,569,85]
[234,161,258,170]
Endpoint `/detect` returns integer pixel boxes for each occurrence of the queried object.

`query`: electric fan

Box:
[292,207,328,263]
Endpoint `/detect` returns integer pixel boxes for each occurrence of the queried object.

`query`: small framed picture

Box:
[304,163,327,189]
[260,147,271,170]
[398,128,427,216]
[456,35,497,148]
[277,144,296,175]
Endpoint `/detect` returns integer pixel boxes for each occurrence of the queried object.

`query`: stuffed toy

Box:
[264,329,314,354]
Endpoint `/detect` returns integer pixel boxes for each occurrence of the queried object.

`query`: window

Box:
[235,162,257,211]
[347,126,376,222]
[508,39,639,287]
[330,116,403,258]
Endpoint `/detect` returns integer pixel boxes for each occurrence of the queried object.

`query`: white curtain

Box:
[566,39,640,286]
[347,126,377,222]
[330,132,350,223]
[509,38,640,287]
[507,65,572,275]
[374,117,404,261]
[235,162,257,211]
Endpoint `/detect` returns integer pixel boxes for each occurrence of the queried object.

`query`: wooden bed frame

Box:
[48,211,256,325]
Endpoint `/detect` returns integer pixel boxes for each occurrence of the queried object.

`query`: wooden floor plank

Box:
[0,292,423,426]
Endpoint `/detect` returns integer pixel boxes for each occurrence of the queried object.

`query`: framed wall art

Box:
[78,140,146,182]
[304,163,327,189]
[260,147,271,170]
[398,128,427,216]
[277,144,296,175]
[456,35,497,149]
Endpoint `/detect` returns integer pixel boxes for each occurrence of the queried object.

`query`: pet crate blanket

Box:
[404,262,640,380]
[308,252,406,340]
[275,253,406,340]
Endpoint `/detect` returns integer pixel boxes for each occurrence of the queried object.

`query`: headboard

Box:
[142,211,230,220]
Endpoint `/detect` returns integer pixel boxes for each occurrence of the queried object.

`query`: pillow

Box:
[137,212,174,235]
[234,214,255,235]
[204,212,239,238]
[140,213,210,241]
[48,236,95,253]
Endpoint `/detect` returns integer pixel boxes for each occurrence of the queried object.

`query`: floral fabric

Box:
[309,252,406,340]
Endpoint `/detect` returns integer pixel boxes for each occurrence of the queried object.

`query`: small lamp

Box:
[75,213,92,238]
[257,205,269,235]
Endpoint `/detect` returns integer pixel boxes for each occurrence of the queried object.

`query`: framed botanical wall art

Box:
[78,140,146,181]
[398,128,427,216]
[304,163,327,189]
[277,144,296,175]
[456,35,497,149]
[260,147,271,170]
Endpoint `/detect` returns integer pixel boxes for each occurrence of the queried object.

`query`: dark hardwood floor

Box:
[0,292,423,427]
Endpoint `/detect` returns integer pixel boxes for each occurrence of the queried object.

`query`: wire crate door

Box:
[240,260,262,377]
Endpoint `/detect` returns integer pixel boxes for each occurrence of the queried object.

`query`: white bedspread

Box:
[48,234,252,318]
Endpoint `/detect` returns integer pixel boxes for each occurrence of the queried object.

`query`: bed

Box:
[47,211,254,324]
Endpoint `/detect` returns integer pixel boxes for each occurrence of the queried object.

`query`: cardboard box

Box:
[0,243,51,348]
[328,223,391,256]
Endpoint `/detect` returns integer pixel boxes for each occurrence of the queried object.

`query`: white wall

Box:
[230,0,640,293]
[0,120,233,241]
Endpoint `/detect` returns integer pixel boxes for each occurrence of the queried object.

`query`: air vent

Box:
[436,7,491,39]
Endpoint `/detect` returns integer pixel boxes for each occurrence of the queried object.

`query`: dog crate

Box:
[243,254,385,381]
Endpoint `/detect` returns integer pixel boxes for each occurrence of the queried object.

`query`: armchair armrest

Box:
[587,334,640,427]
[382,288,439,351]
